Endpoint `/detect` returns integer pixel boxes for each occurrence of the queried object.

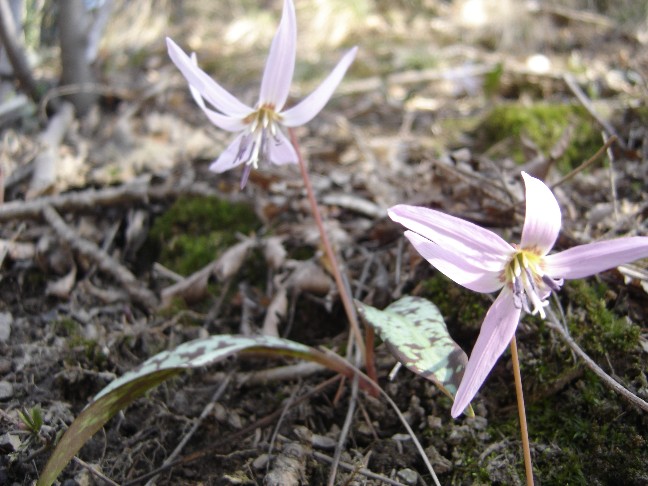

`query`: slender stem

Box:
[288,128,365,358]
[510,336,534,486]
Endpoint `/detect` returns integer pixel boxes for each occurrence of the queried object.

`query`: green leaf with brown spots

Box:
[356,296,473,416]
[37,335,351,486]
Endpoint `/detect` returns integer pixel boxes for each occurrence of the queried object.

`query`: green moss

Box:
[53,318,107,367]
[564,279,640,356]
[419,273,491,332]
[53,317,79,336]
[145,196,259,275]
[469,278,645,484]
[524,372,647,484]
[421,275,645,484]
[476,103,601,172]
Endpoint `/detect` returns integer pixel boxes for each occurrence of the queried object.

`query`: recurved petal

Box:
[281,46,358,127]
[189,83,247,132]
[259,0,297,109]
[166,37,252,117]
[520,172,561,254]
[451,289,521,417]
[544,237,648,280]
[389,204,512,273]
[209,133,250,173]
[404,231,505,293]
[267,129,298,165]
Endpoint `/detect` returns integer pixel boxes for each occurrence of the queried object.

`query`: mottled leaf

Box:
[38,335,346,486]
[356,296,473,415]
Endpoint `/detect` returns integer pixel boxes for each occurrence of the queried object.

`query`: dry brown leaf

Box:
[46,265,77,299]
[263,236,287,270]
[160,261,217,308]
[214,238,257,281]
[124,209,150,259]
[261,285,288,337]
[27,103,75,199]
[36,234,74,275]
[0,239,35,260]
[287,261,332,296]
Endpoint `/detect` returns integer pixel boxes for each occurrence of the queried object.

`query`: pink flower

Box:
[166,0,357,188]
[389,172,648,417]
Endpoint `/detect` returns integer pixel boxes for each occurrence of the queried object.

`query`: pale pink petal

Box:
[267,128,298,165]
[520,172,561,255]
[281,47,358,127]
[189,83,248,132]
[544,237,648,280]
[259,0,297,109]
[389,204,512,273]
[405,231,505,293]
[209,133,250,173]
[451,289,521,417]
[166,37,252,117]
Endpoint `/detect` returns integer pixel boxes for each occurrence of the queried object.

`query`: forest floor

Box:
[1,1,648,484]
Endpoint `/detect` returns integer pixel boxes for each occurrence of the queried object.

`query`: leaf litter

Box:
[1,0,648,484]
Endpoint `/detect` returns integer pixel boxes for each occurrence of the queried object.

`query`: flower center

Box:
[503,248,561,318]
[238,105,283,170]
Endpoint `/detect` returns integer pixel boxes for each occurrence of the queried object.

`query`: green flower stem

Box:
[510,335,534,486]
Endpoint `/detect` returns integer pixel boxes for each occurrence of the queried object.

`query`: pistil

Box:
[505,249,552,318]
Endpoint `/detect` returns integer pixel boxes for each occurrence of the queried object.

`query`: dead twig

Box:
[206,362,329,387]
[550,135,617,189]
[313,451,409,486]
[265,441,309,486]
[0,1,41,102]
[327,369,360,486]
[0,181,244,222]
[563,74,627,151]
[545,308,648,413]
[144,374,233,486]
[122,375,344,485]
[72,456,120,486]
[28,102,75,198]
[265,383,305,485]
[603,132,619,221]
[42,205,158,309]
[317,347,441,486]
[39,83,131,122]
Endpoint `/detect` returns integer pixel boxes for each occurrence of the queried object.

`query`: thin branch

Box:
[144,375,232,486]
[122,375,344,485]
[206,362,328,387]
[545,308,648,413]
[550,135,617,189]
[0,0,41,102]
[72,456,120,486]
[319,348,441,486]
[0,181,245,222]
[313,450,408,486]
[327,371,359,486]
[563,74,627,151]
[42,205,158,309]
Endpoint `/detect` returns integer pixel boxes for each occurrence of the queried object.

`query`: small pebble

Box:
[0,433,21,453]
[0,358,11,374]
[0,381,14,400]
[397,468,418,485]
[0,312,12,343]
